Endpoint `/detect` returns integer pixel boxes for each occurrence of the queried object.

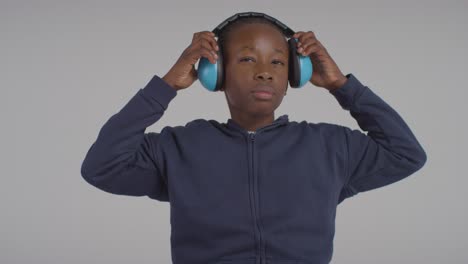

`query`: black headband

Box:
[212,12,295,38]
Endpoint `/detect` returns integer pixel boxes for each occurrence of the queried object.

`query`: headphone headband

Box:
[212,12,295,38]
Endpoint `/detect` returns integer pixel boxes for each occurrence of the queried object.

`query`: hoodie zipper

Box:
[248,132,267,264]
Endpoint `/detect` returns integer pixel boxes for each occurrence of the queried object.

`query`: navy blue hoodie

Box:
[80,73,427,264]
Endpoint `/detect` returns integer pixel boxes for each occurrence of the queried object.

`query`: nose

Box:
[254,59,274,81]
[255,70,273,82]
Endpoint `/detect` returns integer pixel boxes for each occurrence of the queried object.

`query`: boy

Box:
[81,12,427,264]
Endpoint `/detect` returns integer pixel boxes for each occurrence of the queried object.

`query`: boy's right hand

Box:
[162,31,219,91]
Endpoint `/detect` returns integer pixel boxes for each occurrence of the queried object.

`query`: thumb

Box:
[190,64,198,80]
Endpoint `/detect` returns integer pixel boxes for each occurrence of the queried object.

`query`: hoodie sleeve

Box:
[329,74,427,204]
[80,75,177,201]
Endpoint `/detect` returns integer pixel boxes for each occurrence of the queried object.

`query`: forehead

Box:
[224,23,288,53]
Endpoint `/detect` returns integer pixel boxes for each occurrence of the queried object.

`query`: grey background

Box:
[2,0,466,263]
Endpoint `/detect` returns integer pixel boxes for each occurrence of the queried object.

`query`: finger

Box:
[193,31,215,41]
[296,40,316,56]
[203,40,219,64]
[294,31,308,40]
[197,37,217,56]
[300,34,318,45]
[292,31,304,40]
[186,45,217,64]
[297,38,319,54]
[198,46,218,64]
[303,42,323,57]
[300,32,316,46]
[294,31,316,47]
[196,34,219,52]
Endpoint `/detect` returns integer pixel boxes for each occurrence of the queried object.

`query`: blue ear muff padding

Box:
[197,48,224,92]
[196,12,314,92]
[298,54,313,87]
[288,38,313,88]
[197,57,217,92]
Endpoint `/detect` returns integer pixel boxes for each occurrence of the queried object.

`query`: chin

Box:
[248,107,276,116]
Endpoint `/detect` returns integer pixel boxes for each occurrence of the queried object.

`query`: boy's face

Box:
[220,23,289,118]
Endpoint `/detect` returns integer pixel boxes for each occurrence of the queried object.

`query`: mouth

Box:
[252,85,274,100]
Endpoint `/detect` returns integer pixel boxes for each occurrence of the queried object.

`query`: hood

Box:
[226,114,290,134]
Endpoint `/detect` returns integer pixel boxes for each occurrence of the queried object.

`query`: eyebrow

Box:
[237,45,285,54]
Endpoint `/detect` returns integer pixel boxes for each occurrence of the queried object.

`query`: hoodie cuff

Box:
[140,74,178,110]
[329,73,366,111]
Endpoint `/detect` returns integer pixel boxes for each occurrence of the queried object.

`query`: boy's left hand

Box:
[292,31,348,91]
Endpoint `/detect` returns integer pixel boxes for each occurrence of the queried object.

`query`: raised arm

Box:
[80,75,177,201]
[290,30,426,204]
[329,74,427,204]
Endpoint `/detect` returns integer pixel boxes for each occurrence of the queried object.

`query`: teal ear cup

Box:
[197,50,221,92]
[297,54,313,87]
[196,12,314,92]
[288,38,313,88]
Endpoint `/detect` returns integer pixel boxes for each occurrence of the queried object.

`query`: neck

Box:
[230,111,275,132]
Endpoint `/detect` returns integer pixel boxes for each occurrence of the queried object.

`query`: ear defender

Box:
[288,38,313,88]
[196,12,314,92]
[197,44,224,92]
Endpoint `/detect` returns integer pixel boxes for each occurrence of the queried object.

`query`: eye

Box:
[240,57,254,62]
[240,57,285,65]
[273,60,285,65]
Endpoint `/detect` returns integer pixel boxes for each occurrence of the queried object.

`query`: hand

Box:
[162,31,219,91]
[292,31,348,91]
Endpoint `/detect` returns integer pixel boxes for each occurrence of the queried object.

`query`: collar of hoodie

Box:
[225,114,289,135]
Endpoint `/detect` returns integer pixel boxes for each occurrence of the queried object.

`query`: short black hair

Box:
[217,16,286,55]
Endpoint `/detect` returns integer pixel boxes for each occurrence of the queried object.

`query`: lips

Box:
[252,85,274,95]
[252,85,275,100]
